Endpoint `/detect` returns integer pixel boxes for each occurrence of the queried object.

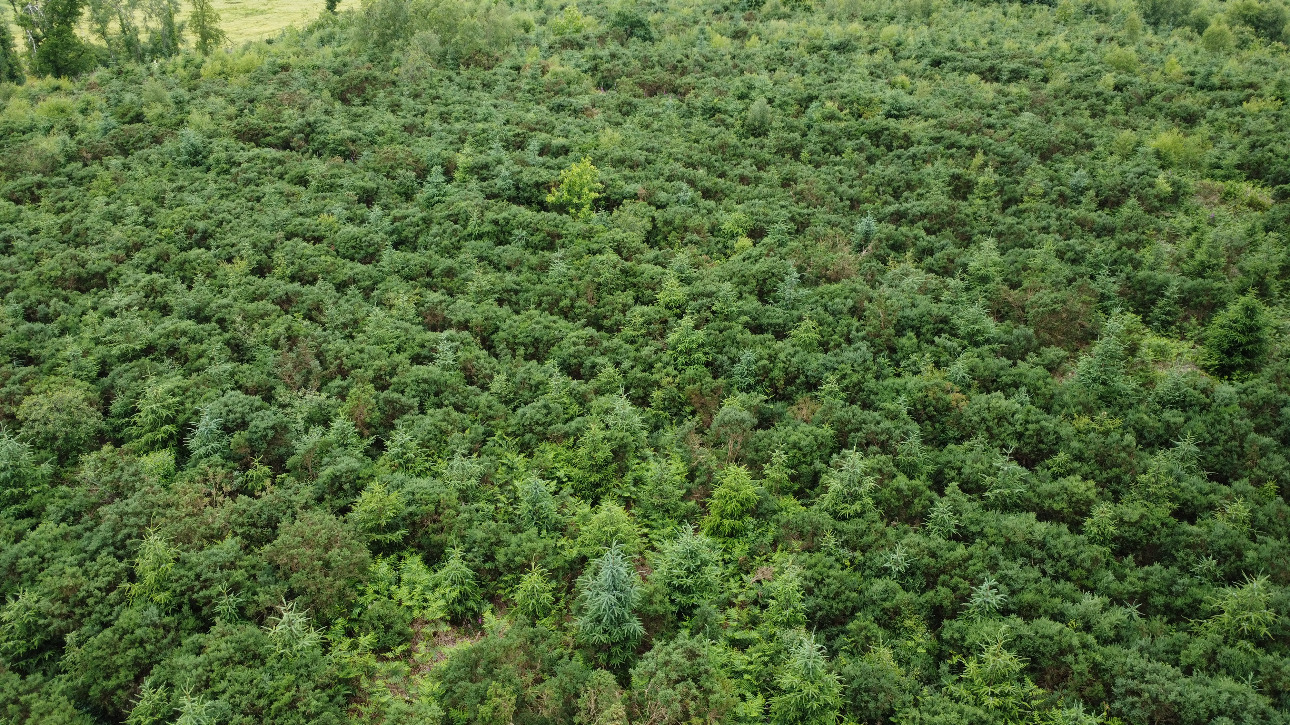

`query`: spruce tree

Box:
[1074,315,1135,404]
[517,475,560,533]
[854,214,877,250]
[1204,295,1271,378]
[576,542,644,668]
[184,408,227,464]
[0,429,44,516]
[702,465,758,538]
[654,525,721,615]
[769,634,843,725]
[434,548,481,622]
[512,563,555,622]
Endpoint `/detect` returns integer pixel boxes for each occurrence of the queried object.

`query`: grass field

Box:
[5,0,361,49]
[210,0,359,43]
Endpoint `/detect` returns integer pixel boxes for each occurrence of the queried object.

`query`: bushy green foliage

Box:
[358,0,517,66]
[15,384,101,463]
[629,632,737,724]
[0,0,1288,721]
[22,0,94,77]
[0,13,22,84]
[577,669,628,725]
[547,156,603,220]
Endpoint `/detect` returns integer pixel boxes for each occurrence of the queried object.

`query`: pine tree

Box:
[731,349,760,393]
[1204,295,1271,378]
[965,576,1008,620]
[184,408,227,464]
[944,635,1044,721]
[769,634,842,725]
[128,378,182,453]
[517,475,560,533]
[853,214,877,251]
[1074,315,1134,404]
[654,525,721,615]
[512,563,555,622]
[702,465,758,538]
[763,564,806,629]
[349,481,407,545]
[926,497,959,539]
[666,316,709,371]
[127,530,179,607]
[434,548,481,622]
[817,450,876,520]
[576,500,642,559]
[0,428,45,516]
[547,156,602,220]
[576,542,644,668]
[745,97,772,136]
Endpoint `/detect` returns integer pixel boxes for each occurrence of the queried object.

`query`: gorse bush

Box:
[0,0,1288,722]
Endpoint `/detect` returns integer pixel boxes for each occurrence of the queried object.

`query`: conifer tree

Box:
[435,548,482,622]
[1204,295,1271,378]
[769,634,842,725]
[0,429,44,516]
[576,542,644,667]
[517,475,560,533]
[184,408,227,464]
[854,214,877,251]
[703,465,758,538]
[512,563,555,622]
[547,157,602,220]
[654,525,721,615]
[349,481,407,545]
[1074,315,1134,404]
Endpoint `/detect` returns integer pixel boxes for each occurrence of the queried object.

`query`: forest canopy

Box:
[1,0,1289,722]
